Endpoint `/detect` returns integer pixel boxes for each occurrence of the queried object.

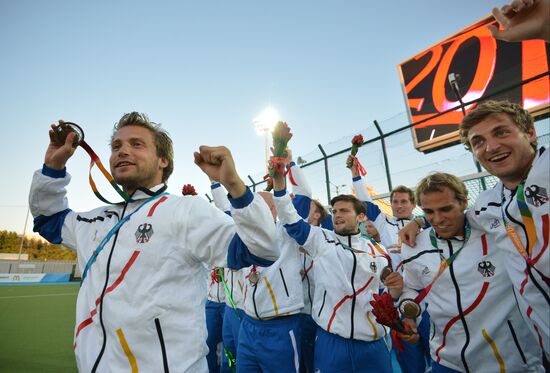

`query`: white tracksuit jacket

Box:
[401,224,543,372]
[468,147,549,358]
[353,176,414,270]
[209,182,245,310]
[29,168,276,372]
[211,170,308,320]
[274,191,389,342]
[241,223,305,319]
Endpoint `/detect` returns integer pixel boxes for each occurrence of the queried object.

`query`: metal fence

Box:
[238,111,549,209]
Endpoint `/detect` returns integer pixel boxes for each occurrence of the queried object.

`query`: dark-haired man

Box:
[271,159,395,373]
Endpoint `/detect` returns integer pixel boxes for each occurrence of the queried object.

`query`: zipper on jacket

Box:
[447,240,471,373]
[155,318,169,373]
[504,195,550,307]
[303,255,313,306]
[91,202,127,373]
[318,290,327,317]
[348,235,358,340]
[507,320,527,364]
[279,268,290,297]
[252,279,261,319]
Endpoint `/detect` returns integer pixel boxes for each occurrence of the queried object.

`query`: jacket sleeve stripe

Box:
[226,234,275,270]
[33,209,72,244]
[282,220,311,246]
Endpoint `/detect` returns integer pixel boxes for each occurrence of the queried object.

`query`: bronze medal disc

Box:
[53,122,84,148]
[399,298,421,319]
[249,272,260,285]
[380,266,393,283]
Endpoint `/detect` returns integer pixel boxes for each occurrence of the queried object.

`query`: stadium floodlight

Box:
[253,106,280,172]
[253,106,280,135]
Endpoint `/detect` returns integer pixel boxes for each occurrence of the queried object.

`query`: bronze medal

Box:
[249,272,260,285]
[52,121,84,148]
[398,298,421,319]
[380,265,393,283]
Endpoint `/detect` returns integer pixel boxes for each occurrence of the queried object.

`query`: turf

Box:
[0,283,405,372]
[0,284,79,372]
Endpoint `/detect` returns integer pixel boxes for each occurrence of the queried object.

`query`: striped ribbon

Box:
[414,221,471,304]
[79,141,131,204]
[218,268,240,319]
[359,221,392,266]
[501,183,550,286]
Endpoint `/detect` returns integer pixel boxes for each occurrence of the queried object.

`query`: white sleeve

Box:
[181,189,278,266]
[288,161,312,197]
[352,175,373,202]
[210,182,231,213]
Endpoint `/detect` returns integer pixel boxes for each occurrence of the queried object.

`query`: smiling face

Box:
[420,187,467,239]
[467,114,536,189]
[391,192,415,219]
[109,125,168,194]
[332,200,364,235]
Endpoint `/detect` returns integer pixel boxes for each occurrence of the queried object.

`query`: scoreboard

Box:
[398,16,549,153]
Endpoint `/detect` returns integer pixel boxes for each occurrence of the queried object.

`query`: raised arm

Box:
[210,180,232,214]
[489,0,550,42]
[29,121,80,246]
[194,146,277,267]
[348,155,389,233]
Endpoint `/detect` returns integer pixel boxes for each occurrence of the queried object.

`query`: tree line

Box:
[0,230,76,261]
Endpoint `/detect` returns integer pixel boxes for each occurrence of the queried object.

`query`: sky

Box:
[0,0,514,236]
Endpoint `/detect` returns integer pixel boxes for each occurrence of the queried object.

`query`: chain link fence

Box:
[241,111,549,212]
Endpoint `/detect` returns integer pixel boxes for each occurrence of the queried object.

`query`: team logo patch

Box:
[490,219,501,230]
[477,261,495,278]
[370,262,377,273]
[135,223,154,243]
[525,184,548,207]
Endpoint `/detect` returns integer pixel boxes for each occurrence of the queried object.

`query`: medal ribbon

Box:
[359,221,392,266]
[218,267,242,369]
[354,157,367,177]
[79,141,132,204]
[501,183,550,285]
[413,222,471,304]
[217,268,240,319]
[81,192,168,282]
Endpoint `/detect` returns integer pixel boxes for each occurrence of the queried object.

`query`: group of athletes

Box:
[28,0,549,372]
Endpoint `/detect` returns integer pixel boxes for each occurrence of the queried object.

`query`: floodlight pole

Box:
[318,144,332,202]
[18,208,30,262]
[449,73,487,190]
[373,120,393,191]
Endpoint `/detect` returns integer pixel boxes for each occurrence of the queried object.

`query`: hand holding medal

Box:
[51,121,84,148]
[47,120,131,204]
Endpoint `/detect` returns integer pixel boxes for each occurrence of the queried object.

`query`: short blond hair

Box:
[415,172,468,205]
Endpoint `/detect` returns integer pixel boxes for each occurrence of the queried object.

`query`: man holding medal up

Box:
[29,113,277,372]
[398,172,543,372]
